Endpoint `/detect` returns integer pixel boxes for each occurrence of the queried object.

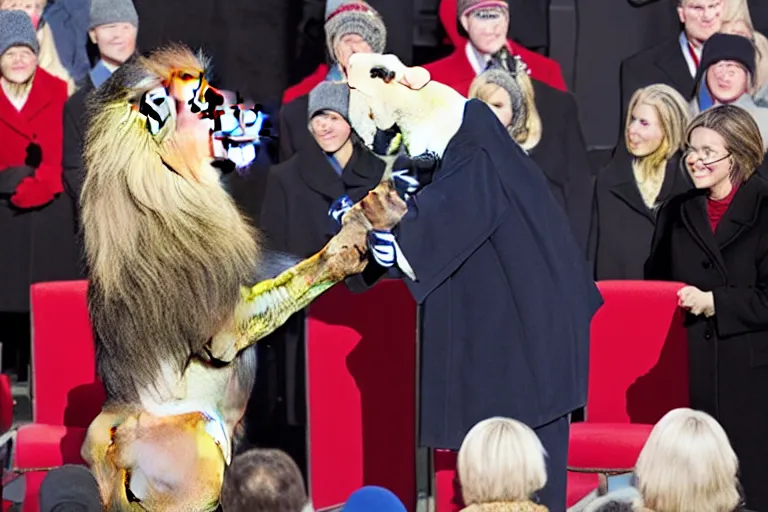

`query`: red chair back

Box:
[30,281,105,427]
[586,280,689,424]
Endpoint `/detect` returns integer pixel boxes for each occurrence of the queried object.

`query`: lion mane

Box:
[80,45,260,404]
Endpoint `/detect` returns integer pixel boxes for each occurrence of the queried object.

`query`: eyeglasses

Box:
[684,148,731,167]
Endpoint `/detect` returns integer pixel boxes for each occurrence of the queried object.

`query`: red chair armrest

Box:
[568,423,653,471]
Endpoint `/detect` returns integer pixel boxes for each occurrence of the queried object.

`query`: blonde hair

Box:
[36,22,75,95]
[468,71,542,151]
[625,84,691,170]
[685,104,763,183]
[457,417,547,505]
[635,408,740,512]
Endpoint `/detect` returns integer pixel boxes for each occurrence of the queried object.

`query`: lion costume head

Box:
[80,44,260,405]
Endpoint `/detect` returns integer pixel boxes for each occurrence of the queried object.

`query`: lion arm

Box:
[207,208,371,361]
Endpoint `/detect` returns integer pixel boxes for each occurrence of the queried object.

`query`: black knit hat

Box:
[695,33,756,87]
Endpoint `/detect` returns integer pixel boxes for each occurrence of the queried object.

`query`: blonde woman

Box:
[635,408,742,512]
[0,0,75,95]
[458,417,548,512]
[590,84,691,280]
[469,62,594,255]
[646,105,768,510]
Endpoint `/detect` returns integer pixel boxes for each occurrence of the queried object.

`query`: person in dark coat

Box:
[0,10,68,380]
[279,0,387,161]
[263,81,386,256]
[237,81,385,479]
[344,55,602,510]
[38,0,138,285]
[645,105,768,511]
[592,84,692,280]
[469,64,593,255]
[619,0,725,140]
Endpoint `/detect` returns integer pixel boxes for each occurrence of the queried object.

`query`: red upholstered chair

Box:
[433,280,690,511]
[567,280,690,503]
[13,281,105,512]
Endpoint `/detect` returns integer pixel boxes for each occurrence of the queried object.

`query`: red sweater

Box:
[708,185,739,231]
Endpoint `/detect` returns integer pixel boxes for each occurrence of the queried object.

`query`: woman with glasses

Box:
[645,104,768,510]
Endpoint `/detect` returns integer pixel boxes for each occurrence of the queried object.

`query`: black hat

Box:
[695,33,756,87]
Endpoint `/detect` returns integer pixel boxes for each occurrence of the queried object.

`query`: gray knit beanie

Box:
[325,0,386,60]
[457,0,508,18]
[474,68,527,134]
[89,0,139,30]
[0,10,38,57]
[308,81,350,121]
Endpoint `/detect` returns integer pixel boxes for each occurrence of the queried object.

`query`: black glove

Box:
[0,165,35,196]
[390,151,439,200]
[25,142,42,168]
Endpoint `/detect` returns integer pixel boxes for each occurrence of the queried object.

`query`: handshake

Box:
[328,151,438,270]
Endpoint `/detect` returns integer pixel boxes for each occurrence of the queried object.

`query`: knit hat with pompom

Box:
[324,0,387,61]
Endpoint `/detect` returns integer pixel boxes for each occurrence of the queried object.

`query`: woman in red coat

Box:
[0,9,67,379]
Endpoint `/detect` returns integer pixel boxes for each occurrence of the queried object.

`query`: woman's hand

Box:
[678,285,715,317]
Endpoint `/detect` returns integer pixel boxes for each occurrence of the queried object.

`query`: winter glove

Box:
[328,194,354,225]
[390,151,439,200]
[0,166,35,196]
[10,177,55,209]
[368,230,397,268]
[25,142,43,168]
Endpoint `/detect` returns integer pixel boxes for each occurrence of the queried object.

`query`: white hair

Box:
[458,417,548,505]
[635,408,740,512]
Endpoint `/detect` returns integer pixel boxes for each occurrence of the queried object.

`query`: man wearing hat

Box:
[59,0,138,279]
[279,0,387,161]
[424,0,566,97]
[691,32,768,149]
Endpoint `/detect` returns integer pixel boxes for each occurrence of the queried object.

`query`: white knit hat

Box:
[324,0,387,60]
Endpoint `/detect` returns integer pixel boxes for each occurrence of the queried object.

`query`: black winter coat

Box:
[530,81,594,256]
[349,100,602,450]
[645,175,768,511]
[591,152,691,280]
[260,144,385,257]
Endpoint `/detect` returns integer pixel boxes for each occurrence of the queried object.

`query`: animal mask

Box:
[346,53,467,158]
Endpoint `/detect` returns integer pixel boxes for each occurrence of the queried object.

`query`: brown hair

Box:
[221,449,309,512]
[684,104,764,183]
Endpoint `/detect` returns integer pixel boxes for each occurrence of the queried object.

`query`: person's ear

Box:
[399,66,431,90]
[88,28,97,44]
[677,5,686,24]
[460,13,470,33]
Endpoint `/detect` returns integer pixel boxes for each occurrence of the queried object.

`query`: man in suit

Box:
[61,0,137,201]
[619,0,724,133]
[60,0,138,280]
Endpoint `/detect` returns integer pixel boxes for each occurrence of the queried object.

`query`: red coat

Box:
[282,63,329,105]
[426,0,566,96]
[0,68,67,209]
